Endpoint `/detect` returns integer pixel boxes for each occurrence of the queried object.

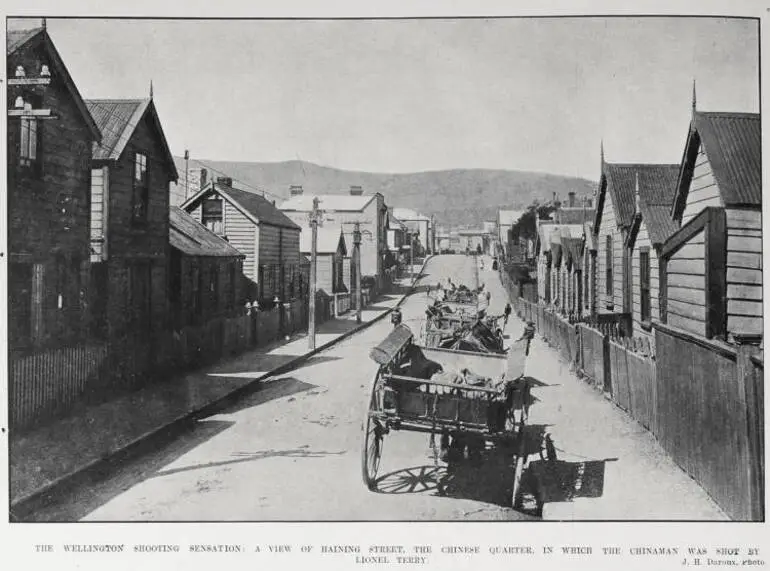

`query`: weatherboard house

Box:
[182,177,302,304]
[660,105,761,344]
[280,186,389,289]
[85,96,179,346]
[7,26,102,350]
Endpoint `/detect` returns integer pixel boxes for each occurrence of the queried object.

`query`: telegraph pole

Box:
[354,222,362,323]
[308,197,320,350]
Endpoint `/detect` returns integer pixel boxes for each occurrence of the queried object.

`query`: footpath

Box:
[9,261,430,514]
[481,255,726,520]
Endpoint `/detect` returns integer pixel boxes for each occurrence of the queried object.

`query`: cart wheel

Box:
[511,453,525,509]
[361,370,385,490]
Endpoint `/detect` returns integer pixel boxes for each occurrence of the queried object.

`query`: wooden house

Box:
[535,221,583,307]
[661,107,761,343]
[281,187,388,288]
[581,222,597,319]
[85,97,178,344]
[562,237,584,317]
[7,27,102,349]
[593,144,678,336]
[624,167,680,339]
[393,208,432,257]
[168,207,245,329]
[299,226,347,296]
[182,178,302,304]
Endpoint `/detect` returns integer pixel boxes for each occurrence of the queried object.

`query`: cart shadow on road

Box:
[371,424,554,519]
[529,456,619,507]
[206,354,341,379]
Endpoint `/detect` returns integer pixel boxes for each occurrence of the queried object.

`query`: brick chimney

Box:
[216,176,233,187]
[290,185,303,196]
[350,185,363,196]
[200,168,208,189]
[568,191,576,207]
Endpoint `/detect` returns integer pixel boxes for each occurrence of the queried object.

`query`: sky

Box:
[9,17,759,180]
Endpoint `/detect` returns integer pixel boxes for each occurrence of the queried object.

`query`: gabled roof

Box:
[562,237,584,268]
[299,226,346,255]
[583,222,596,251]
[392,207,430,222]
[554,207,596,225]
[8,27,101,142]
[498,210,525,226]
[85,98,179,181]
[280,193,377,212]
[672,111,761,219]
[594,161,679,233]
[182,182,301,230]
[169,206,244,258]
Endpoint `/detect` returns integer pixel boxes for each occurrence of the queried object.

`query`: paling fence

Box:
[513,295,764,521]
[9,297,321,432]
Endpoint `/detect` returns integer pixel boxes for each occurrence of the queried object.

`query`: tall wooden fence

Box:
[511,294,764,521]
[9,297,320,432]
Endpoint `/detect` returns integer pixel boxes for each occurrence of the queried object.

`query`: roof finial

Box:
[634,171,641,213]
[150,79,154,99]
[41,17,47,29]
[600,139,605,165]
[692,78,697,114]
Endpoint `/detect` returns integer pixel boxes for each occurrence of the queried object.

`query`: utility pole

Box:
[308,197,321,350]
[354,222,362,323]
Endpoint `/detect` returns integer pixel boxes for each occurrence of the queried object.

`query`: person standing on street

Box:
[503,302,512,329]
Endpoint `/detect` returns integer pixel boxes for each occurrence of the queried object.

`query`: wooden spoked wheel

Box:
[511,450,525,509]
[361,369,385,490]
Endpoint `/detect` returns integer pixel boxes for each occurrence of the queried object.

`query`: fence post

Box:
[736,345,764,521]
[601,333,611,395]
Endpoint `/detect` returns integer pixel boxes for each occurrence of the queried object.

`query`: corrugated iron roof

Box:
[639,203,679,246]
[7,27,43,54]
[554,207,595,225]
[8,27,101,142]
[299,226,346,255]
[169,207,244,258]
[281,194,376,212]
[604,163,680,228]
[86,98,178,180]
[392,207,430,221]
[562,237,584,266]
[695,111,761,206]
[498,210,525,226]
[217,183,300,230]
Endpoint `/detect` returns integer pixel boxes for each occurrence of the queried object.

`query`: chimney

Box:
[568,191,576,207]
[290,185,303,196]
[350,185,363,196]
[216,176,233,187]
[200,168,208,189]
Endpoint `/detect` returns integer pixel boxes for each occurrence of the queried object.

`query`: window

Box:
[19,94,42,169]
[9,263,33,345]
[132,152,149,222]
[605,234,613,299]
[640,248,651,323]
[202,197,224,235]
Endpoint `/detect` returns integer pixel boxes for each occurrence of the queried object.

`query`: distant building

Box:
[392,208,432,256]
[280,186,389,289]
[182,177,302,303]
[299,225,347,296]
[497,210,525,257]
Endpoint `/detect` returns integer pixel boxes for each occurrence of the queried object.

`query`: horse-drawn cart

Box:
[362,324,553,509]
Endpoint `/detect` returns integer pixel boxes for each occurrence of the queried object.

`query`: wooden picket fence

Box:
[9,297,317,433]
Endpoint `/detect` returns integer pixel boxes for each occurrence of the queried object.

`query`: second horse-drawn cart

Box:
[362,323,553,509]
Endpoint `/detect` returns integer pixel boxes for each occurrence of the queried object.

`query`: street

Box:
[33,255,725,521]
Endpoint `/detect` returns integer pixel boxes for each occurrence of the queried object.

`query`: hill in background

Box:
[171,158,596,228]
